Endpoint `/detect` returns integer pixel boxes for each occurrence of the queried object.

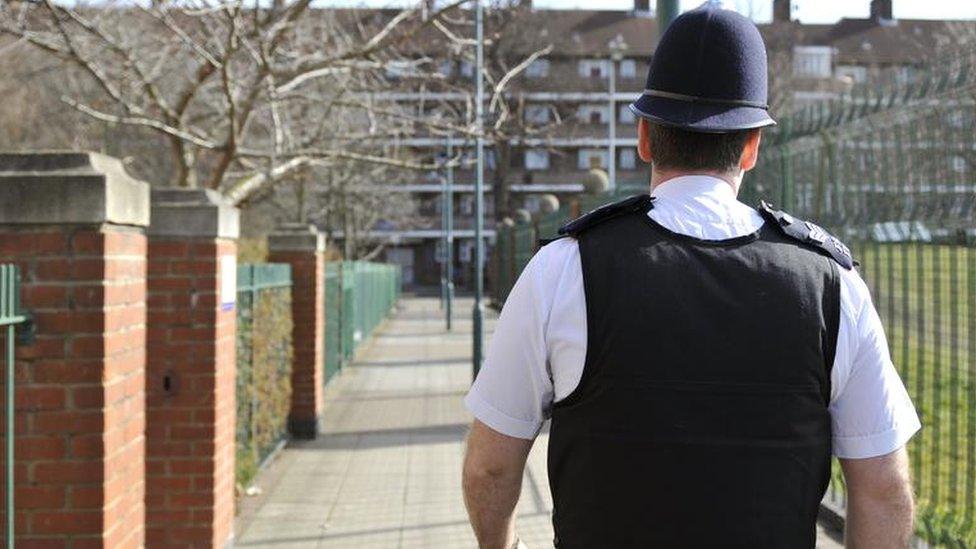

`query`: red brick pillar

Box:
[268,225,325,439]
[145,189,238,548]
[0,152,150,547]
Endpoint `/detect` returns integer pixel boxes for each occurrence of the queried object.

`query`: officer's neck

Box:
[650,168,743,196]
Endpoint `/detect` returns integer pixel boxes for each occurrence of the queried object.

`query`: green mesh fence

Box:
[324,263,342,384]
[236,263,293,489]
[323,261,402,381]
[745,48,976,547]
[490,46,976,545]
[491,188,645,306]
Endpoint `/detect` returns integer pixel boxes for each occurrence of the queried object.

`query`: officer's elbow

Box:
[842,447,914,506]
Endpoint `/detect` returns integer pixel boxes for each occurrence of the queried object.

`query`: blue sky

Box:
[323,0,976,23]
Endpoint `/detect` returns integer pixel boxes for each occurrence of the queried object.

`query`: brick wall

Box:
[1,228,146,547]
[267,249,324,438]
[146,238,236,547]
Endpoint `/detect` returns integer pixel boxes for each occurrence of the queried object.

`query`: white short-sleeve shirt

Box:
[465,175,921,459]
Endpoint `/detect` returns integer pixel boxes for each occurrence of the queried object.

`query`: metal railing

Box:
[235,263,293,488]
[745,48,976,547]
[0,265,26,549]
[323,261,403,384]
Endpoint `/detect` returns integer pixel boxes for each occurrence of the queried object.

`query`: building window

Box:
[526,59,550,78]
[952,156,967,173]
[948,110,967,128]
[460,241,473,263]
[460,60,475,78]
[577,104,609,125]
[525,149,550,171]
[438,60,454,77]
[620,59,637,78]
[619,104,636,124]
[578,149,608,170]
[620,148,637,170]
[460,196,474,215]
[894,66,914,85]
[525,104,550,124]
[793,46,832,78]
[578,59,609,79]
[385,60,418,79]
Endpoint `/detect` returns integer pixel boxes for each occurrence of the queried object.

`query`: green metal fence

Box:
[745,48,976,547]
[0,265,25,549]
[323,261,402,383]
[491,47,976,545]
[324,263,342,384]
[235,263,293,488]
[492,189,643,306]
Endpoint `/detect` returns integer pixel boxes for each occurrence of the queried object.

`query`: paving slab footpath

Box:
[235,296,843,548]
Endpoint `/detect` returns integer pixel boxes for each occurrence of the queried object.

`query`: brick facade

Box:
[3,229,148,547]
[145,189,238,548]
[268,230,325,438]
[0,152,150,547]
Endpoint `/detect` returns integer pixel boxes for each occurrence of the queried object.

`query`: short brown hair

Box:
[647,123,754,173]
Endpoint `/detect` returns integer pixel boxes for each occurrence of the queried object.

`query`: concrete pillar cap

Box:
[268,223,325,253]
[0,151,150,227]
[149,187,240,239]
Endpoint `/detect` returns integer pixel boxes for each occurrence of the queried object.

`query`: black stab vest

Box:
[547,205,840,549]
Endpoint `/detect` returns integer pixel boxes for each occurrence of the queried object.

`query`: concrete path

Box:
[235,296,844,548]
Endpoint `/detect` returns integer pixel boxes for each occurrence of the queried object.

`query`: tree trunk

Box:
[492,141,514,221]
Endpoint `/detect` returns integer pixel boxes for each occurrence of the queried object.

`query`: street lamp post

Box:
[472,0,485,378]
[657,0,680,34]
[445,134,454,331]
[607,36,627,191]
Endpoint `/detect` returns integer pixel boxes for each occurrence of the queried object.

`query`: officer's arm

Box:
[840,446,914,548]
[462,420,534,549]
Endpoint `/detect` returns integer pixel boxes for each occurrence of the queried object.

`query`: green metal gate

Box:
[0,265,27,548]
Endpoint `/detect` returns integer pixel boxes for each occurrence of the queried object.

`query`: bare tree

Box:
[430,0,557,220]
[0,0,467,204]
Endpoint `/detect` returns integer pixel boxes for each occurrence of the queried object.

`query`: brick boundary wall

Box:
[145,189,239,548]
[0,152,150,547]
[268,225,325,439]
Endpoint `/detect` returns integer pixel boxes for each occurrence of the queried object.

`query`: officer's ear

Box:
[739,129,763,172]
[638,118,653,164]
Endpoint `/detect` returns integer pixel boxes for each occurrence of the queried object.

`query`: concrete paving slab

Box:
[235,296,844,549]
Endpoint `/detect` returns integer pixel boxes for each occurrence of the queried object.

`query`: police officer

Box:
[462,4,920,549]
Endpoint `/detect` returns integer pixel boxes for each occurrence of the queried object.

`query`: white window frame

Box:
[526,58,550,78]
[792,46,833,78]
[952,156,967,173]
[578,59,609,79]
[525,104,551,124]
[577,104,609,125]
[385,60,418,79]
[620,59,637,78]
[525,149,550,171]
[620,148,637,170]
[619,104,636,124]
[578,149,608,170]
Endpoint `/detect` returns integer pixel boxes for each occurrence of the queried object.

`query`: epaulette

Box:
[758,201,857,270]
[557,194,655,238]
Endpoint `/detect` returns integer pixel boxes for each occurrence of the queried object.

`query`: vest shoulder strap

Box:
[758,201,857,270]
[557,194,654,238]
